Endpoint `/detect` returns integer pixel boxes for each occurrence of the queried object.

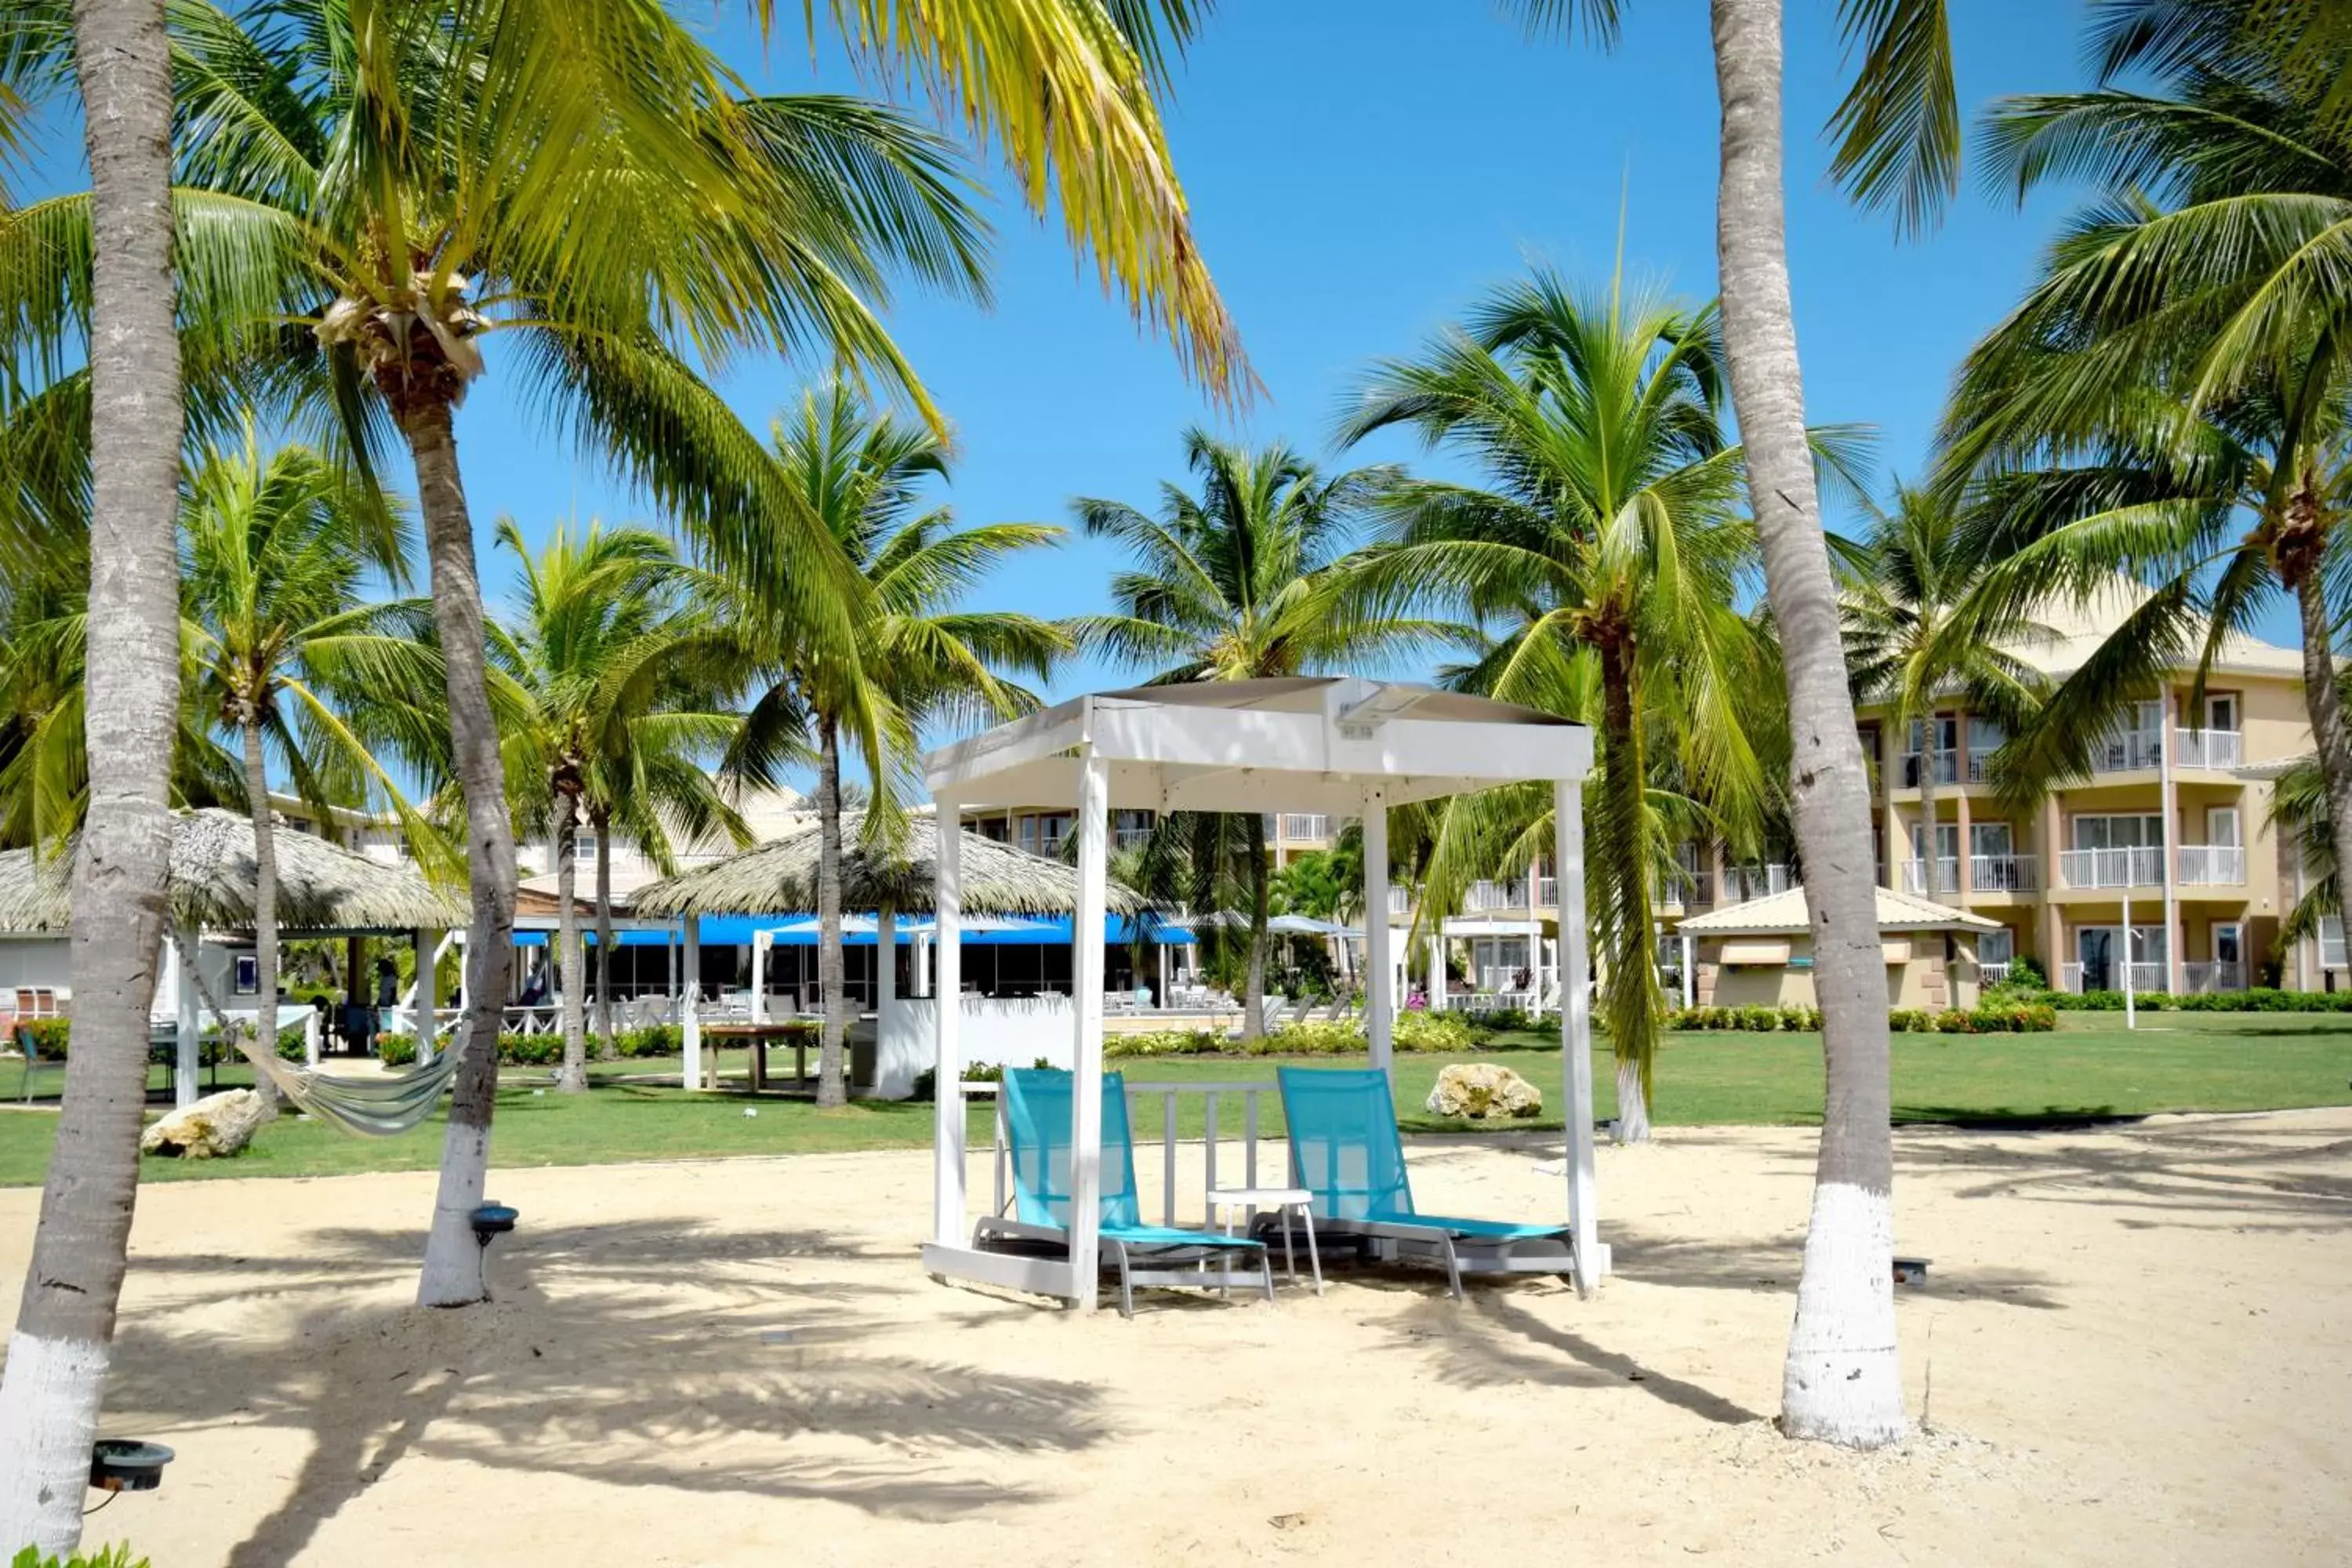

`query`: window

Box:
[2205,693,2239,732]
[1911,822,1958,860]
[575,834,598,863]
[1018,813,1073,857]
[233,954,260,995]
[2071,814,2163,851]
[2213,923,2243,967]
[1966,715,2005,755]
[2322,916,2346,970]
[1979,927,2014,965]
[2205,806,2241,847]
[1969,822,2013,858]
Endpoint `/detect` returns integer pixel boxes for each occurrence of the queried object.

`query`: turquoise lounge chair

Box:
[1273,1066,1575,1299]
[976,1067,1275,1317]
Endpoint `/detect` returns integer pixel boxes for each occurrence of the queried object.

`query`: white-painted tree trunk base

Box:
[1780,1179,1906,1447]
[0,1330,111,1555]
[416,1122,492,1306]
[1614,1060,1652,1145]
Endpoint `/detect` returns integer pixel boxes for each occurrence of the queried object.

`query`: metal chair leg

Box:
[1440,1234,1465,1301]
[1260,1246,1276,1305]
[1300,1208,1323,1295]
[1111,1240,1134,1319]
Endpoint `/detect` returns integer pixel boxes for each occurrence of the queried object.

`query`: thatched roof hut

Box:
[0,808,466,934]
[635,815,1142,918]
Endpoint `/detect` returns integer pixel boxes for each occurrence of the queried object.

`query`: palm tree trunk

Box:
[593,805,616,1060]
[1711,0,1904,1447]
[816,717,848,1109]
[0,2,183,1550]
[2288,539,2352,930]
[399,397,520,1308]
[241,716,281,1107]
[1243,815,1270,1040]
[554,797,586,1094]
[1598,638,1657,1145]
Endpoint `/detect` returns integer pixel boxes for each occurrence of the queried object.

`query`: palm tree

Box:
[1511,0,1965,1446]
[1333,268,1782,1142]
[0,0,183,1545]
[490,518,750,1093]
[180,426,450,1062]
[711,385,1069,1108]
[1839,481,2046,914]
[1075,430,1443,1037]
[1940,2,2352,910]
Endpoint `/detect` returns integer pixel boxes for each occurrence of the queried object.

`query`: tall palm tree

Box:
[1333,268,1783,1142]
[0,0,183,1546]
[712,385,1069,1108]
[1513,0,1963,1445]
[0,0,1243,1308]
[491,518,750,1093]
[1839,481,2046,909]
[180,426,451,1059]
[1940,2,2352,907]
[1076,430,1443,1037]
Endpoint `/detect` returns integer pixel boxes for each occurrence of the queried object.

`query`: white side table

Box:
[1207,1185,1322,1294]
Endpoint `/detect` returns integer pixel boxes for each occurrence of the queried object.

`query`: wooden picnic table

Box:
[699,1021,815,1093]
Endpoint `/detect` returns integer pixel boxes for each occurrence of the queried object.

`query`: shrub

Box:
[2001,954,2046,990]
[1394,1010,1476,1053]
[13,1546,150,1568]
[11,1016,71,1059]
[1886,1009,1932,1032]
[1104,1029,1227,1058]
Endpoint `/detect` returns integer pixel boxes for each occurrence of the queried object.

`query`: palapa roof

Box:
[0,808,466,935]
[1676,883,2001,938]
[633,815,1142,918]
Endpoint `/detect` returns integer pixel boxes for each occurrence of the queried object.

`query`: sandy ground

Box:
[3,1109,2349,1567]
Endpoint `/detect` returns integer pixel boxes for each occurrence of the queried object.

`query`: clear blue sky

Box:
[34,2,2159,768]
[446,0,2107,705]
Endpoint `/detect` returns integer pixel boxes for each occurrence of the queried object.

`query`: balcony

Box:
[1112,826,1154,851]
[2172,728,2243,771]
[1900,750,1959,788]
[1463,880,1519,912]
[2176,845,2246,886]
[1900,857,1959,895]
[2060,960,2168,993]
[1278,813,1331,841]
[1978,961,2010,987]
[1386,886,1411,916]
[2057,846,2165,889]
[2090,728,2165,773]
[1970,853,2039,893]
[2181,960,2247,993]
[1536,877,1559,907]
[1721,864,1793,904]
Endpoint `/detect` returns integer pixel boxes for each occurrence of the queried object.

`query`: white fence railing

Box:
[2176,845,2246,885]
[2172,728,2243,771]
[1722,864,1793,903]
[2092,728,2165,772]
[1387,886,1411,916]
[1278,813,1332,841]
[2180,960,2246,993]
[1536,877,1559,907]
[1463,880,1519,912]
[1902,750,1959,787]
[2058,960,2168,993]
[1978,962,2009,987]
[1970,853,2038,892]
[1901,857,1959,895]
[2058,846,2165,888]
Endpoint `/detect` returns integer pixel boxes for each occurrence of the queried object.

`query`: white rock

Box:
[1425,1062,1543,1120]
[140,1089,273,1160]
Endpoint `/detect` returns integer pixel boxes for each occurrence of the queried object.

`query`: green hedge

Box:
[1669,1001,2056,1033]
[2028,987,2352,1013]
[377,1021,791,1068]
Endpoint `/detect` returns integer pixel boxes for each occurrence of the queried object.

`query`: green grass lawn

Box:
[0,1012,2344,1187]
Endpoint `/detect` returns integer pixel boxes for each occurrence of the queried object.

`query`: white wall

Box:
[0,937,70,996]
[875,993,1076,1100]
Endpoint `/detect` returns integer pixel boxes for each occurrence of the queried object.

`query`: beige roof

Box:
[1677,883,2001,937]
[2002,576,2302,681]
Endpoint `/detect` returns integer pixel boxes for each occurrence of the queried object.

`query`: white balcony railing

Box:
[1463,880,1518,912]
[1536,877,1559,907]
[1112,826,1154,851]
[2176,845,2246,885]
[2181,960,2246,993]
[1970,853,2038,893]
[1387,886,1411,916]
[1901,750,1959,787]
[2058,846,2165,889]
[1900,857,1960,895]
[1978,962,2010,987]
[2172,728,2243,771]
[1278,813,1331,841]
[2059,960,2169,993]
[2091,728,2165,773]
[1722,864,1793,903]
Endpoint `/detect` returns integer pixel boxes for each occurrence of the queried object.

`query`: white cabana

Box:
[920,677,1600,1312]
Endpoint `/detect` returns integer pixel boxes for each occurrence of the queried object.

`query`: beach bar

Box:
[919,677,1599,1311]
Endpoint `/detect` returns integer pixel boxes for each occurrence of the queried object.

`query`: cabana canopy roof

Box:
[1676,883,2002,937]
[0,808,465,934]
[633,815,1142,918]
[926,677,1592,811]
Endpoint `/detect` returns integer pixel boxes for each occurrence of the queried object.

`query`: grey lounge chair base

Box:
[1259,1214,1573,1301]
[975,1217,1277,1318]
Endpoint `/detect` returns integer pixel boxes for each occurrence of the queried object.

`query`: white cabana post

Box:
[750,930,771,1025]
[919,678,1597,1310]
[1363,784,1393,1069]
[411,927,435,1066]
[681,917,703,1091]
[173,923,201,1109]
[877,901,898,1041]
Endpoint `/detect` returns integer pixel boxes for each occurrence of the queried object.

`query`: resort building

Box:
[1857,579,2323,996]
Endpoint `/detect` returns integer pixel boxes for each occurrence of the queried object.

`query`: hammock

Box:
[230,1031,463,1137]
